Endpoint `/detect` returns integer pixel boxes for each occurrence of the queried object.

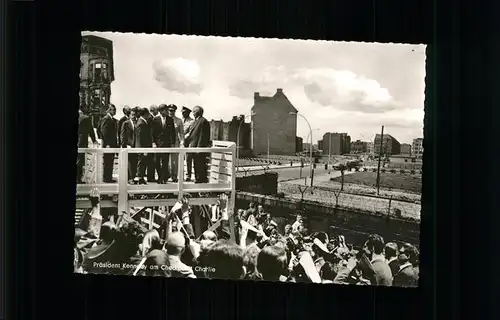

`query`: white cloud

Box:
[82,31,426,143]
[152,58,203,94]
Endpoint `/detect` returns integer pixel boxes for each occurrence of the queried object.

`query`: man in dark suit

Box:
[393,244,419,287]
[117,105,131,147]
[146,106,157,182]
[100,104,118,183]
[77,108,98,183]
[152,104,176,184]
[185,106,211,183]
[384,242,401,277]
[121,107,139,181]
[134,107,154,184]
[150,105,159,117]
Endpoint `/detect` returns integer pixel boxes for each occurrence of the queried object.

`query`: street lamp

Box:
[290,111,314,187]
[236,113,255,167]
[305,128,320,151]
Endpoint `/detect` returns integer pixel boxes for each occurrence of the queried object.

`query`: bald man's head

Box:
[201,231,217,242]
[166,232,186,256]
[192,106,204,118]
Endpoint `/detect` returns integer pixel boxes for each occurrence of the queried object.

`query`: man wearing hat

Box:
[181,106,195,181]
[167,104,184,182]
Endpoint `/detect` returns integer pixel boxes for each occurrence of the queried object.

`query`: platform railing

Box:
[75,141,237,217]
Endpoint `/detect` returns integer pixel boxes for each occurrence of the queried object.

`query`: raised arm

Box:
[177,119,185,146]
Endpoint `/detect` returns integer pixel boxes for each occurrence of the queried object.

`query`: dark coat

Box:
[120,119,136,148]
[78,114,96,147]
[393,263,418,287]
[117,115,129,145]
[152,115,176,147]
[134,117,153,148]
[100,114,118,147]
[185,116,210,148]
[388,259,401,278]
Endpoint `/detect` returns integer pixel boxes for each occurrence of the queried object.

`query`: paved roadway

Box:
[237,165,348,182]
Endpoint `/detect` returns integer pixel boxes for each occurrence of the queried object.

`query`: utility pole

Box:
[309,130,314,188]
[376,125,384,195]
[328,133,332,169]
[267,133,270,163]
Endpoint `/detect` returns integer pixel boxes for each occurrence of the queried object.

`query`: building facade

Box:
[210,116,251,154]
[367,142,374,154]
[322,132,351,155]
[251,89,298,155]
[317,140,323,151]
[373,134,401,155]
[210,120,224,141]
[296,137,303,153]
[400,143,412,155]
[350,140,369,153]
[80,35,115,127]
[412,138,424,158]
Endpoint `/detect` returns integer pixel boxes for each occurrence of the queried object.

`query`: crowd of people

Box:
[77,103,211,185]
[74,191,419,287]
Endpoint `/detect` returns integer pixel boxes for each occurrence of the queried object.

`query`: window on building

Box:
[94,62,102,81]
[101,62,108,79]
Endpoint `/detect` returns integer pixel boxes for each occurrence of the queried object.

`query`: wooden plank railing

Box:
[75,141,237,221]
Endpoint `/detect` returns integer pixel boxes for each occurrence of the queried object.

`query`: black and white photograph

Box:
[74,31,425,287]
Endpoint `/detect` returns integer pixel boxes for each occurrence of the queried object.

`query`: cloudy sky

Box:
[83,31,426,144]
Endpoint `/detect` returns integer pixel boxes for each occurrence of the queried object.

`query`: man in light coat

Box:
[167,104,184,182]
[181,106,195,181]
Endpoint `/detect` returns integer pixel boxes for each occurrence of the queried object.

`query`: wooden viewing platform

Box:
[75,141,237,220]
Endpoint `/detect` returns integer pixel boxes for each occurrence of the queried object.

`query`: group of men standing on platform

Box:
[77,103,211,185]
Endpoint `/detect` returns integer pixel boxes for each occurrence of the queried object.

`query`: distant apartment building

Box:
[350,140,369,153]
[367,141,374,154]
[322,132,351,155]
[303,142,312,152]
[373,134,401,155]
[317,140,323,151]
[251,88,298,155]
[400,143,412,155]
[296,137,303,153]
[412,138,424,158]
[210,120,224,142]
